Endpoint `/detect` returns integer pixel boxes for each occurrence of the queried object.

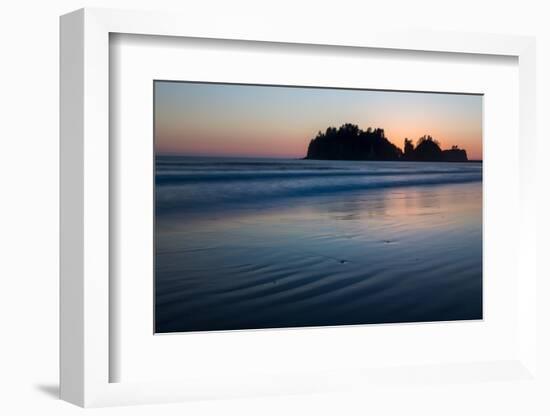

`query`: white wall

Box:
[1,0,548,414]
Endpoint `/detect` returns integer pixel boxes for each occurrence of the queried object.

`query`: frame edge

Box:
[59,8,85,407]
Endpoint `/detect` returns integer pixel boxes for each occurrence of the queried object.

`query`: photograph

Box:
[154,81,483,333]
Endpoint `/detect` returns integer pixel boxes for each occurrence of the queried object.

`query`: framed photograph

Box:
[60,8,539,407]
[153,80,483,334]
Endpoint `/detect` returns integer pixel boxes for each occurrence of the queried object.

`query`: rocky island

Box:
[305,123,468,162]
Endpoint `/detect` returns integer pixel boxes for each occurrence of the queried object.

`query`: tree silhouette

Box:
[403,138,414,160]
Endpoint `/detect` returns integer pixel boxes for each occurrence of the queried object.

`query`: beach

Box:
[155,156,482,333]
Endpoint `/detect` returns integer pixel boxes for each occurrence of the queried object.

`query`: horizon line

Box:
[156,153,483,162]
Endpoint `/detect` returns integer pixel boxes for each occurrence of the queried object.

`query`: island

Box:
[305,123,469,162]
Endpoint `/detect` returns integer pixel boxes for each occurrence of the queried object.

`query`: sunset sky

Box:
[155,81,483,160]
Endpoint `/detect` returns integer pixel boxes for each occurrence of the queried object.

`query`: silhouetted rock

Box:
[413,135,443,161]
[305,125,468,162]
[442,147,468,162]
[305,124,402,161]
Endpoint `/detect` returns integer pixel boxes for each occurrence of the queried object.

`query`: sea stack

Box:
[305,125,468,162]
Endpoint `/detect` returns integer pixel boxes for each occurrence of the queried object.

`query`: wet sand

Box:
[155,163,482,333]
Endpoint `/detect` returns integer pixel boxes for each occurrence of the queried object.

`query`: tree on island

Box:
[403,138,414,160]
[305,124,468,162]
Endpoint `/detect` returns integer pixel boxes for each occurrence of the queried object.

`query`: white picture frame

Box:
[60,7,538,407]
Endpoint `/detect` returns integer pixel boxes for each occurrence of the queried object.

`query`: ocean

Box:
[155,156,483,333]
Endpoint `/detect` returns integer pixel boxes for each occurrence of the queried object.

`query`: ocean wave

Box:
[156,168,480,185]
[156,174,481,213]
[155,157,481,213]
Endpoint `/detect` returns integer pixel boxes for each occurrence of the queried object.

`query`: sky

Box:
[154,81,483,160]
